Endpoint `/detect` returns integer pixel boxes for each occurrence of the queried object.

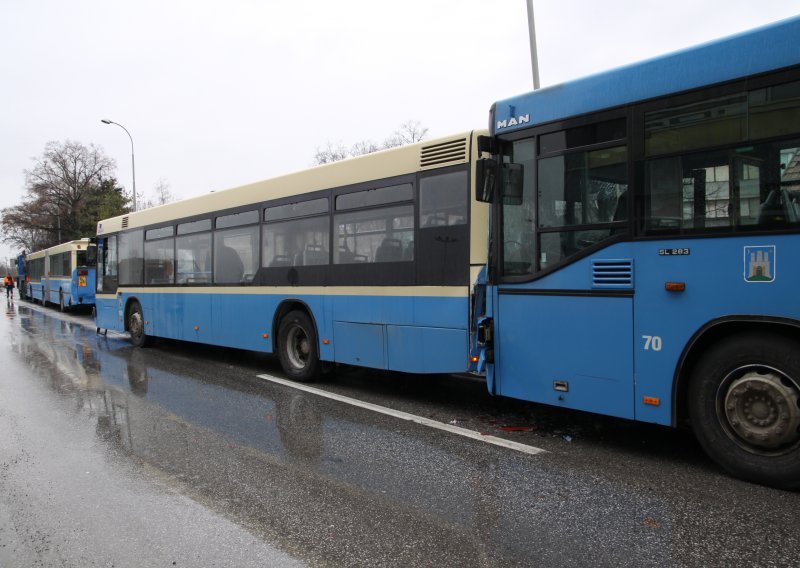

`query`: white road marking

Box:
[256,373,547,456]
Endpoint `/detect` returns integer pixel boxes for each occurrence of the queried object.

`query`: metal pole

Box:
[526,0,541,90]
[101,119,137,211]
[130,143,136,212]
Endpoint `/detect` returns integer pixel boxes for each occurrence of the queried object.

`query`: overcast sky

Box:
[1,1,799,262]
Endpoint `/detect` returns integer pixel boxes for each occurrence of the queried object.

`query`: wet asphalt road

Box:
[0,297,798,567]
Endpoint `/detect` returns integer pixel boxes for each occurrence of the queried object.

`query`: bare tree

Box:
[350,140,381,156]
[385,120,429,148]
[1,140,124,251]
[152,178,174,206]
[312,121,429,165]
[313,141,350,165]
[138,178,175,210]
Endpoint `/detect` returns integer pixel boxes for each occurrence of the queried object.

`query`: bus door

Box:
[491,261,635,420]
[485,133,635,419]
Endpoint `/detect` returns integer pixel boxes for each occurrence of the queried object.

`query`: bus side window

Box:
[144,238,175,285]
[102,235,118,293]
[176,233,212,284]
[334,205,413,264]
[643,143,800,232]
[262,216,329,269]
[118,230,144,286]
[214,226,258,284]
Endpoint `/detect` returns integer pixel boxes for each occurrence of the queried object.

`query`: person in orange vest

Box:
[3,274,14,299]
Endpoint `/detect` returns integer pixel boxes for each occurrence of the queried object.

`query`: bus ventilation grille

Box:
[420,138,468,168]
[592,259,633,289]
[121,216,129,229]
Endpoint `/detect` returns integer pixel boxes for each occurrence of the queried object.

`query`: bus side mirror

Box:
[502,163,524,205]
[475,158,497,203]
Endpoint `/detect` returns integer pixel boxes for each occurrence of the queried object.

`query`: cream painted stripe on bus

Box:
[257,374,547,457]
[97,285,470,298]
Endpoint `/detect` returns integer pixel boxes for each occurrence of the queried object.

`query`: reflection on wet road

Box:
[1,300,798,567]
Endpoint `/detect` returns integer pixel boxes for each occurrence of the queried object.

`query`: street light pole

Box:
[526,0,541,90]
[101,119,137,211]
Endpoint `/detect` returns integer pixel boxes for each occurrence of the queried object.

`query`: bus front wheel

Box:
[127,302,152,348]
[278,310,321,382]
[688,332,800,489]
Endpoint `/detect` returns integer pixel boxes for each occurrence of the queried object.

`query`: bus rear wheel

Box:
[688,332,800,489]
[127,302,152,348]
[278,310,321,382]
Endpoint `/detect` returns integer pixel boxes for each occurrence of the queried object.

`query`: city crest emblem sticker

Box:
[744,245,776,283]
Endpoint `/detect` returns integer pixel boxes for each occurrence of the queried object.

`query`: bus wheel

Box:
[278,310,321,382]
[688,332,800,489]
[127,302,152,348]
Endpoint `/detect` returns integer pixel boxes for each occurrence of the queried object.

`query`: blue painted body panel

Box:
[387,325,468,373]
[488,235,800,425]
[494,290,634,419]
[97,291,470,374]
[29,281,45,303]
[35,269,97,308]
[15,254,25,286]
[493,16,800,134]
[47,278,66,304]
[334,322,387,368]
[71,268,96,306]
[95,296,119,330]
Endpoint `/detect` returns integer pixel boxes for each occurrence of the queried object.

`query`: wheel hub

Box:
[723,370,800,449]
[130,312,143,337]
[287,326,309,369]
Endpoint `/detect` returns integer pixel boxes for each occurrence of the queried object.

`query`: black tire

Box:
[127,301,153,348]
[688,332,800,489]
[277,310,322,382]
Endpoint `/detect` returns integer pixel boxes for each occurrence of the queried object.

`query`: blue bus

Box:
[15,252,26,300]
[26,239,98,311]
[94,131,490,379]
[473,16,800,488]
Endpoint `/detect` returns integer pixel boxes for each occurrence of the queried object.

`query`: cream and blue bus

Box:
[94,131,489,381]
[473,16,800,488]
[25,239,97,311]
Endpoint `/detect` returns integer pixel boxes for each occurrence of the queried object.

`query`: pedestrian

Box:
[3,274,14,299]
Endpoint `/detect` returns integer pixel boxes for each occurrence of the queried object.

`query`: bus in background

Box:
[15,252,26,300]
[473,16,800,488]
[94,131,489,381]
[26,239,98,311]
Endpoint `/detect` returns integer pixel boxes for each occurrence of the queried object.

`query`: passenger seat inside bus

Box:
[375,238,403,262]
[302,244,327,266]
[758,188,794,225]
[217,245,244,282]
[270,254,292,267]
